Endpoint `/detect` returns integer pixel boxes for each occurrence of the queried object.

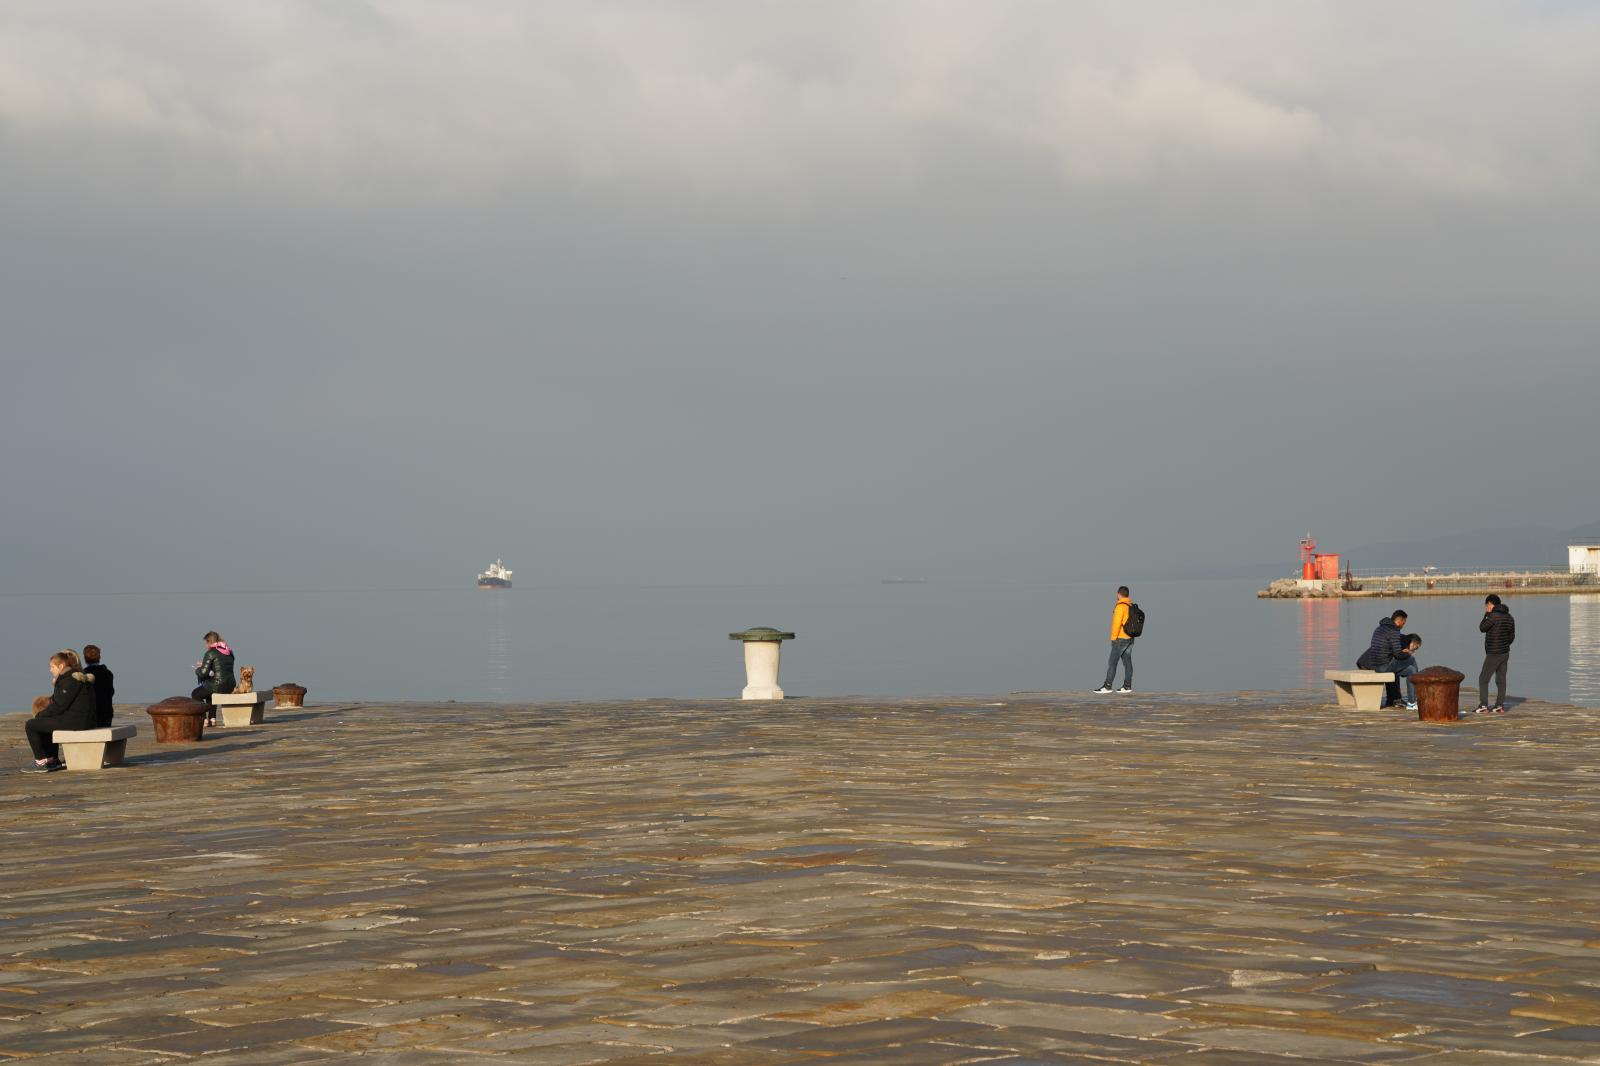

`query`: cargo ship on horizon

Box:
[477,559,513,589]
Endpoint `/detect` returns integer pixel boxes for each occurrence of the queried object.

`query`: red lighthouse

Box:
[1299,535,1341,582]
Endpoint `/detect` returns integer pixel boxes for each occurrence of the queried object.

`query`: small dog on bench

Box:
[234,665,254,694]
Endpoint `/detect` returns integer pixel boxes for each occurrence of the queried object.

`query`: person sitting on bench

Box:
[1388,634,1422,711]
[1357,610,1410,708]
[82,643,115,727]
[23,651,99,773]
[191,631,237,727]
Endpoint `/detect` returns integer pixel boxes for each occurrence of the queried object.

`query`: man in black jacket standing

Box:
[1475,595,1515,714]
[82,644,115,727]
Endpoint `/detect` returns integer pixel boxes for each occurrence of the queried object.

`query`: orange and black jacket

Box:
[1109,598,1132,641]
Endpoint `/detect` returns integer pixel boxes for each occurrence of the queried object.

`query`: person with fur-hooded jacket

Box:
[191,631,237,724]
[23,650,99,772]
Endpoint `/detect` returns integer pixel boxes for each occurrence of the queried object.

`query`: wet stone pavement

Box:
[2,692,1599,1064]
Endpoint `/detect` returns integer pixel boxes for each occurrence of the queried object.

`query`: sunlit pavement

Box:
[3,692,1598,1063]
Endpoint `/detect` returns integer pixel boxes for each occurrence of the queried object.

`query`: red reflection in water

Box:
[1299,599,1344,687]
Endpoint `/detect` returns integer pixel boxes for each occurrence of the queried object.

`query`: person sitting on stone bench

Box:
[82,643,115,727]
[1361,633,1421,710]
[23,650,99,773]
[1358,610,1411,708]
[1388,635,1422,711]
[191,630,237,728]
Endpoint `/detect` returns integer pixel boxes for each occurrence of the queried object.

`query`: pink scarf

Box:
[210,641,232,656]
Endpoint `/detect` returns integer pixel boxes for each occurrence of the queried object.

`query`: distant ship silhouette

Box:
[477,559,513,589]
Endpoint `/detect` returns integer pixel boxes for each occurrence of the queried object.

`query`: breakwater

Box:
[1259,568,1599,598]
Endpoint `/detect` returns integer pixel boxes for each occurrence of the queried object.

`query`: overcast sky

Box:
[3,1,1598,592]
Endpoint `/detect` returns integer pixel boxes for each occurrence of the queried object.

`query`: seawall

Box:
[1259,570,1600,599]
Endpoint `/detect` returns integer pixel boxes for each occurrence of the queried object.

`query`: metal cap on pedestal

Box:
[729,627,795,642]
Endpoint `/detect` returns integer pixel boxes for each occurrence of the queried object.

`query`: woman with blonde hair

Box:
[23,651,98,773]
[191,631,236,726]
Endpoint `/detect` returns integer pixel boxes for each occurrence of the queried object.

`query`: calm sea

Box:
[4,579,1597,708]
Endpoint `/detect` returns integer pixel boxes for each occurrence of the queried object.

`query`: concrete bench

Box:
[211,692,269,727]
[1325,669,1397,711]
[51,725,137,771]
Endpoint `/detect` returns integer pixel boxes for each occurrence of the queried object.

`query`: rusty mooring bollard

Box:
[1411,666,1466,723]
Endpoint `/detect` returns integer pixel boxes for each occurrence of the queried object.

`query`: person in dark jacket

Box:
[1390,634,1422,710]
[1475,595,1515,713]
[81,643,115,728]
[192,630,237,725]
[1362,610,1409,707]
[24,651,100,772]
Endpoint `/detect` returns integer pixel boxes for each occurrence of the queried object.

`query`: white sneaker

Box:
[1118,687,1133,694]
[1405,701,1418,711]
[1094,685,1114,694]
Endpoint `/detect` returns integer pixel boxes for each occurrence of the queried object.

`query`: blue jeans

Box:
[1104,638,1134,688]
[1386,659,1418,704]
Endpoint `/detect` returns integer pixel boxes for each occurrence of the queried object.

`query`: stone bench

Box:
[1325,669,1397,711]
[211,692,269,727]
[51,725,137,771]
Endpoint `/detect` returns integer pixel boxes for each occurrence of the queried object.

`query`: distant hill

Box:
[1567,519,1600,543]
[1337,524,1574,573]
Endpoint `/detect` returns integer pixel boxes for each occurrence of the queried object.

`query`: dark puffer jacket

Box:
[35,670,99,732]
[195,645,236,695]
[1367,617,1408,668]
[1480,604,1515,654]
[83,662,115,727]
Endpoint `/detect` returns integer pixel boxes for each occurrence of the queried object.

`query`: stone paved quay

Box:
[4,693,1600,1064]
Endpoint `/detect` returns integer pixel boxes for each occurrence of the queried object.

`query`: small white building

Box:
[1569,544,1600,574]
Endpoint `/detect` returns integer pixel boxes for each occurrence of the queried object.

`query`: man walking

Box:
[1095,586,1136,694]
[1363,610,1409,708]
[1475,594,1515,714]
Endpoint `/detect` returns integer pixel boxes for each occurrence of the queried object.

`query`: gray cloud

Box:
[2,1,1598,594]
[5,1,1598,202]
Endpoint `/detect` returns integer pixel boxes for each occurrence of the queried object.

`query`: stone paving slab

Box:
[3,692,1600,1062]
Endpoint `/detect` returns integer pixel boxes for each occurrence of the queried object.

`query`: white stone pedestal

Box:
[729,627,795,701]
[741,641,784,700]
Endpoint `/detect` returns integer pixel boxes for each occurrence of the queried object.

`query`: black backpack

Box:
[1123,602,1146,637]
